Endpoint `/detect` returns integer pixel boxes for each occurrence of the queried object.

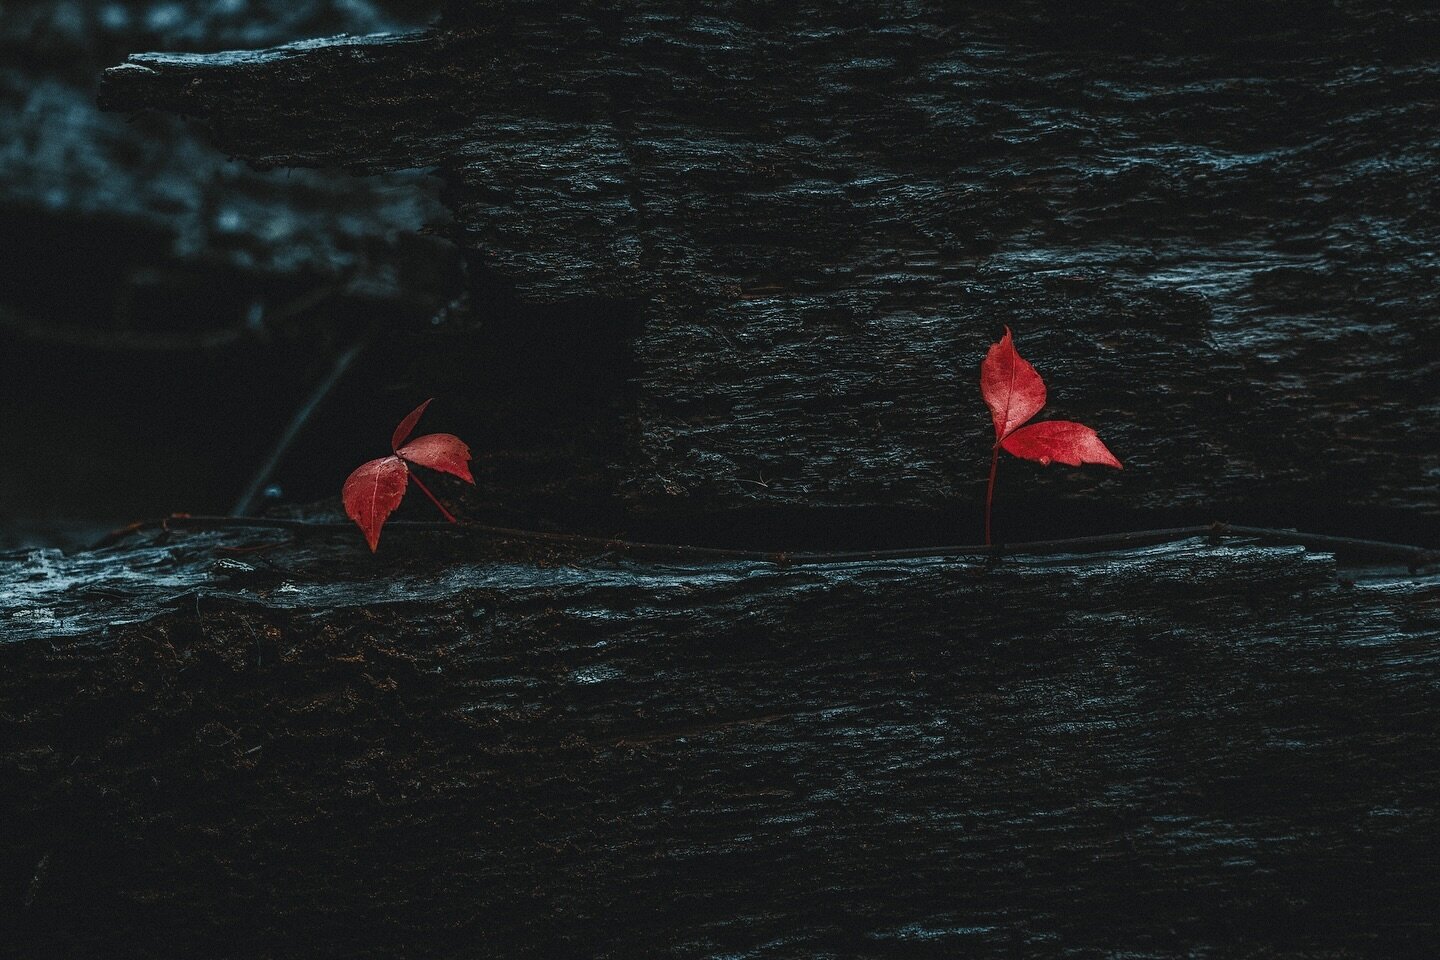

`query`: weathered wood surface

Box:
[6,5,1436,957]
[2,526,1439,957]
[97,1,1440,535]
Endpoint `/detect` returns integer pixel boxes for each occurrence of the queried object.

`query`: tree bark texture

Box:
[3,4,1439,957]
[2,525,1438,957]
[96,1,1440,533]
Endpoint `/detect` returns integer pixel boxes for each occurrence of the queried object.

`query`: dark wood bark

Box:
[4,5,1438,958]
[96,1,1440,535]
[3,525,1439,957]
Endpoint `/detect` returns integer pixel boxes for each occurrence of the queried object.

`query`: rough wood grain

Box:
[97,2,1440,534]
[2,527,1438,957]
[10,7,1433,957]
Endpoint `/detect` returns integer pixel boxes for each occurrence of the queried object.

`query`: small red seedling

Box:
[342,399,474,551]
[980,327,1122,545]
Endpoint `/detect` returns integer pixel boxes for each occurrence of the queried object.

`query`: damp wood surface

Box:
[4,3,1440,958]
[95,0,1440,537]
[2,527,1439,957]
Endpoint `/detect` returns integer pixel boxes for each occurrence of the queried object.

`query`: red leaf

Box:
[977,327,1125,545]
[343,398,476,551]
[390,398,434,452]
[342,455,409,552]
[397,433,475,483]
[980,325,1046,441]
[1000,420,1123,469]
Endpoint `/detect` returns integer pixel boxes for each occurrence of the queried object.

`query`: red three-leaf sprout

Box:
[342,399,474,551]
[980,327,1122,545]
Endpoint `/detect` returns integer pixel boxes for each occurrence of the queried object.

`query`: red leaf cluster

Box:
[342,399,474,551]
[980,327,1121,542]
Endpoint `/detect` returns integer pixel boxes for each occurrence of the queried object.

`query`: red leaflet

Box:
[396,433,474,483]
[981,327,1046,442]
[391,397,433,451]
[342,399,475,552]
[1001,420,1121,468]
[979,327,1121,544]
[342,456,408,553]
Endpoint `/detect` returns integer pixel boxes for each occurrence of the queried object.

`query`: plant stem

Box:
[984,444,1000,546]
[408,470,458,524]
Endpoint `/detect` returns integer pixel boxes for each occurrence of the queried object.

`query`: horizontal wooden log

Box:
[3,525,1438,956]
[97,3,1440,532]
[27,8,1436,957]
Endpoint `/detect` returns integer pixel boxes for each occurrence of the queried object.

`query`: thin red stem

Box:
[984,444,999,546]
[408,469,458,525]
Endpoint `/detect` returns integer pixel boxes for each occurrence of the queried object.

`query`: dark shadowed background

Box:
[1,0,453,549]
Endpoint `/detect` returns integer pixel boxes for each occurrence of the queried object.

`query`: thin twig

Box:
[230,331,373,517]
[230,291,469,517]
[93,515,1440,568]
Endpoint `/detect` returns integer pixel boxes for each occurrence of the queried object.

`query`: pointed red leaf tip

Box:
[980,325,1047,442]
[342,456,409,552]
[390,398,434,452]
